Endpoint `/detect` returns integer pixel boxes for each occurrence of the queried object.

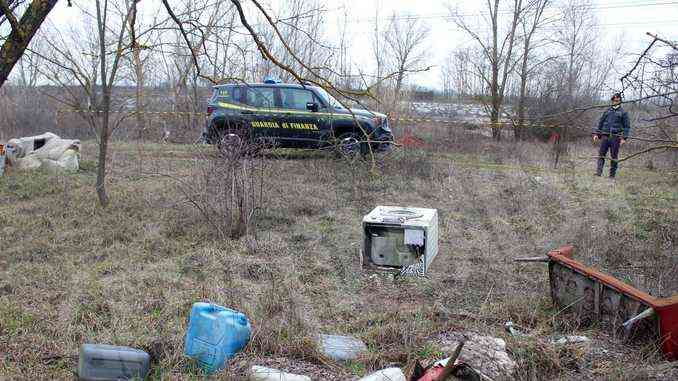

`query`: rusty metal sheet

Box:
[547,246,678,360]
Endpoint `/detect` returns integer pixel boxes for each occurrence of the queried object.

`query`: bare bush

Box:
[170,139,267,240]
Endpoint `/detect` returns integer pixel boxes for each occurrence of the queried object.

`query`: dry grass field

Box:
[1,125,677,380]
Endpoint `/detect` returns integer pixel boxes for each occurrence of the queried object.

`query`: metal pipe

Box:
[623,307,655,330]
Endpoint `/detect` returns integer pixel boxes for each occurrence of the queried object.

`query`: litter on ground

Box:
[5,132,80,172]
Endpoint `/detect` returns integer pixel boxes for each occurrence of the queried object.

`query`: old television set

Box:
[361,206,439,276]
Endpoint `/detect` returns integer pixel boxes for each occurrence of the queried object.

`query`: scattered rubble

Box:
[438,332,516,379]
[249,365,311,381]
[411,340,490,381]
[316,334,367,362]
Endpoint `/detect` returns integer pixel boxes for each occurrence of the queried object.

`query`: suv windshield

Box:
[315,87,344,109]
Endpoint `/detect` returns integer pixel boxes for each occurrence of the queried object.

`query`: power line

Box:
[438,20,678,36]
[349,1,678,24]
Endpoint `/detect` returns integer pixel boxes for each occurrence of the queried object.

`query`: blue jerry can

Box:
[184,302,251,374]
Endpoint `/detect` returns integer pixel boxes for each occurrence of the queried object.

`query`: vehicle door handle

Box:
[241,110,254,115]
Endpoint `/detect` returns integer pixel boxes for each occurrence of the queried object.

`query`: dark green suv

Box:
[202,80,393,154]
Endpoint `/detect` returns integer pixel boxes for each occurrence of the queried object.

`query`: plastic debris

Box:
[551,335,590,345]
[77,344,150,381]
[249,365,311,381]
[504,321,526,337]
[316,334,367,362]
[358,367,406,381]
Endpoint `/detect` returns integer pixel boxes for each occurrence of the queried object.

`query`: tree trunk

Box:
[491,70,501,140]
[133,51,144,140]
[516,50,529,140]
[95,0,110,208]
[490,0,501,141]
[0,0,58,88]
[96,96,110,207]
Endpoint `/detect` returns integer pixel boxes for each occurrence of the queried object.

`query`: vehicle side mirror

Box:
[306,102,319,112]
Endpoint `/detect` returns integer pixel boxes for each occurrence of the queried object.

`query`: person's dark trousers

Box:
[596,135,621,177]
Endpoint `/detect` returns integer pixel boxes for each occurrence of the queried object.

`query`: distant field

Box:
[1,127,676,380]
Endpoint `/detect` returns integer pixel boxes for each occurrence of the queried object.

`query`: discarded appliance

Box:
[77,343,150,381]
[0,143,5,176]
[5,132,80,172]
[184,302,251,374]
[542,246,678,360]
[362,206,439,276]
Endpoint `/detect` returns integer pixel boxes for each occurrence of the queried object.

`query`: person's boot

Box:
[595,159,604,176]
[610,162,618,179]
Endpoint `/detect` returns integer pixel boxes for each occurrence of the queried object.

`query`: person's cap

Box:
[611,92,622,100]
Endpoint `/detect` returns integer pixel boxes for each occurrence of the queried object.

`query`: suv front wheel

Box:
[335,132,367,158]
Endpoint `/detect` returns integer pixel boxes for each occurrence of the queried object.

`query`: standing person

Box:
[593,93,631,178]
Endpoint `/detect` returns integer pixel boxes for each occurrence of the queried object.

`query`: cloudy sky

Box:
[44,0,678,89]
[328,0,678,88]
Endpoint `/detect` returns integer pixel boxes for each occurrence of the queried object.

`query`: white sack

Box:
[6,132,80,172]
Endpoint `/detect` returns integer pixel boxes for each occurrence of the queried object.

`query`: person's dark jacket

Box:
[595,106,630,138]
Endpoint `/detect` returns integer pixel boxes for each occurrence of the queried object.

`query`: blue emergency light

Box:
[263,76,280,84]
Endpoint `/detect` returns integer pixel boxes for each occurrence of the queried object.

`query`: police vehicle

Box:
[203,78,393,154]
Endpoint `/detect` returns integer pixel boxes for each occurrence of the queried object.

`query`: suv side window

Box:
[245,86,277,108]
[212,86,244,104]
[280,88,319,111]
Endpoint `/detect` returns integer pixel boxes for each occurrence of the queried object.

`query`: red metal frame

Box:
[548,246,678,360]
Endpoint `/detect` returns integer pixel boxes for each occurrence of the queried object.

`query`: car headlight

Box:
[381,119,391,132]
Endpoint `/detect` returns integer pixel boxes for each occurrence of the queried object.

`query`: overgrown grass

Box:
[0,137,676,380]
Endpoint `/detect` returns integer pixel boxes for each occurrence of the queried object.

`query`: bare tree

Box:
[442,47,488,100]
[370,0,384,97]
[556,0,598,105]
[616,33,678,165]
[514,0,552,140]
[124,0,148,140]
[0,0,58,88]
[451,0,525,140]
[93,0,138,206]
[383,12,430,102]
[551,0,617,166]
